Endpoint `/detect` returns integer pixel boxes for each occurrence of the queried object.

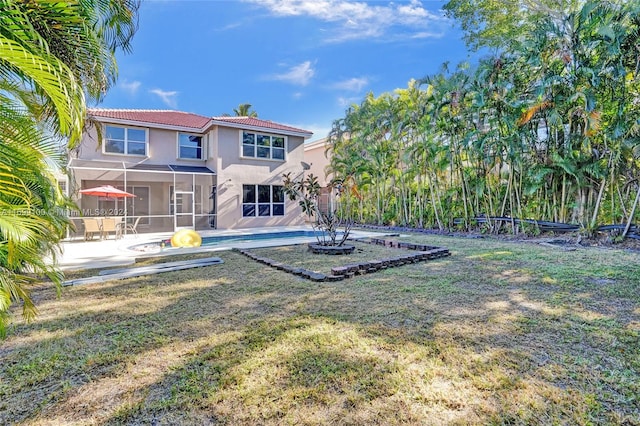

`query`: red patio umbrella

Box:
[80,185,135,218]
[79,185,135,198]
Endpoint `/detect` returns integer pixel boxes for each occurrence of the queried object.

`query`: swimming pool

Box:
[195,230,327,246]
[127,228,370,254]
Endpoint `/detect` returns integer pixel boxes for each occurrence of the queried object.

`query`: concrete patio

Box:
[54,226,392,271]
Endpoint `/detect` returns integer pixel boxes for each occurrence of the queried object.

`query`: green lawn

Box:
[1,234,639,425]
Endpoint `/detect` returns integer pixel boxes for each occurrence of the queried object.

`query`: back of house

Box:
[65,109,313,236]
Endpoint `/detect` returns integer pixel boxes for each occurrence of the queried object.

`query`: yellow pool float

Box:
[170,229,202,247]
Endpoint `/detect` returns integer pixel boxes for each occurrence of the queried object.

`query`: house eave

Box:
[89,115,313,139]
[88,115,208,134]
[207,119,313,139]
[304,137,328,151]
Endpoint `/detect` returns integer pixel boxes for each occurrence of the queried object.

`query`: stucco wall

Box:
[74,120,308,230]
[213,126,305,229]
[76,123,211,166]
[303,138,332,187]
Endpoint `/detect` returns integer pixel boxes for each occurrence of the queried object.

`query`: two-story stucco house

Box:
[67,109,313,236]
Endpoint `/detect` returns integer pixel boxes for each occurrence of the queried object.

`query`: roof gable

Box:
[88,109,211,130]
[210,116,312,137]
[88,109,313,138]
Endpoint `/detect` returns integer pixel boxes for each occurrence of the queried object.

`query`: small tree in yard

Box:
[283,172,354,247]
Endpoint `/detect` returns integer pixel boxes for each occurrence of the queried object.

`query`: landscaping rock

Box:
[331,266,349,276]
[324,275,344,282]
[240,238,451,282]
[308,273,326,282]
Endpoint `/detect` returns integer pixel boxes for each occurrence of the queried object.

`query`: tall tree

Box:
[443,0,581,51]
[327,0,639,236]
[0,0,139,335]
[233,103,258,117]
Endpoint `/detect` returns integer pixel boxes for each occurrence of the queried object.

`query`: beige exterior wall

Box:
[72,119,309,231]
[75,123,212,167]
[213,126,305,229]
[303,137,332,187]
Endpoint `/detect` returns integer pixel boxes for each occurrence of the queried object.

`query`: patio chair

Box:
[83,218,101,240]
[124,216,142,235]
[100,218,122,240]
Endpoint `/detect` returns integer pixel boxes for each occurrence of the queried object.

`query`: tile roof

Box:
[87,109,313,137]
[88,109,211,130]
[210,116,312,136]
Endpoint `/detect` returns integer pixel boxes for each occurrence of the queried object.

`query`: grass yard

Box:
[1,234,639,425]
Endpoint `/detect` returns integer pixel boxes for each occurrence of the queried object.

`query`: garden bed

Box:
[237,239,450,281]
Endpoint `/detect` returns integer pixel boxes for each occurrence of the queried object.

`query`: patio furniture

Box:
[83,218,101,240]
[100,217,122,240]
[124,216,142,235]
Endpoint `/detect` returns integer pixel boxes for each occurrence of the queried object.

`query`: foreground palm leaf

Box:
[0,0,139,335]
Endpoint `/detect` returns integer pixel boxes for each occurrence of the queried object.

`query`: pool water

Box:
[128,229,353,253]
[128,230,347,253]
[196,230,318,246]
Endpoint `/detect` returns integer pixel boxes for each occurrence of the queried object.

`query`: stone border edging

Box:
[308,243,356,255]
[234,238,450,282]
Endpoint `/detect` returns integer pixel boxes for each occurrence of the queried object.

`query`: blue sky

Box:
[98,0,475,141]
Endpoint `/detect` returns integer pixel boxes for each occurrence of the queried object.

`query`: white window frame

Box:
[240,131,287,161]
[242,184,285,217]
[177,132,205,160]
[103,125,148,156]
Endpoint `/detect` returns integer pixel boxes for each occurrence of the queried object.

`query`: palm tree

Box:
[324,0,639,238]
[0,91,73,335]
[0,0,139,335]
[233,103,258,117]
[2,0,139,102]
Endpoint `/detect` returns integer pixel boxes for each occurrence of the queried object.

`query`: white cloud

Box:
[119,80,141,95]
[246,0,447,42]
[269,61,315,86]
[217,21,243,31]
[411,31,444,39]
[298,122,333,141]
[337,95,362,108]
[398,0,434,24]
[150,89,178,108]
[251,0,376,22]
[330,77,369,92]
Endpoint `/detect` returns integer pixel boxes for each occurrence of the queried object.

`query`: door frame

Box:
[173,190,195,230]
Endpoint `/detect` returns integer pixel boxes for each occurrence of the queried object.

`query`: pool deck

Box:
[53,226,393,271]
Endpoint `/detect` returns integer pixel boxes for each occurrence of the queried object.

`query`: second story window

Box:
[104,125,147,156]
[242,131,286,161]
[178,133,204,160]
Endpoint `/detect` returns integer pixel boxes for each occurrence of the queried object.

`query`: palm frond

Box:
[0,34,85,144]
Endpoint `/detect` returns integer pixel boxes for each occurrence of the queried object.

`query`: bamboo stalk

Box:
[623,184,640,238]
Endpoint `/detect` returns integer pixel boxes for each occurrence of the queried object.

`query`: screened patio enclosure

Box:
[68,159,216,238]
